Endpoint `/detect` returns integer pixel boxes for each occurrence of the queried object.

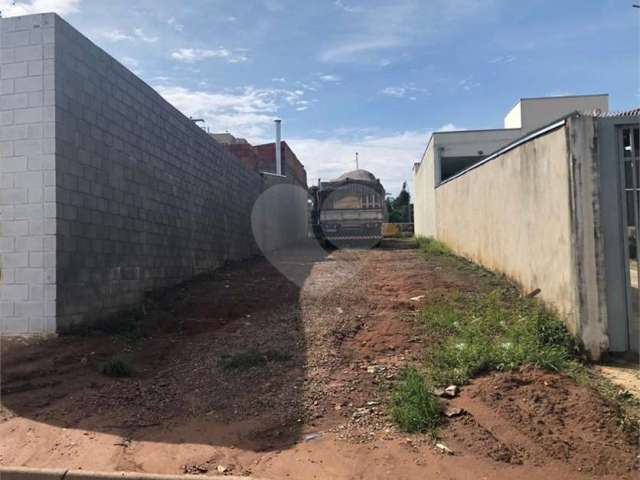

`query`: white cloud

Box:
[0,0,79,16]
[489,54,516,64]
[288,130,429,195]
[334,0,362,13]
[321,1,493,64]
[97,27,159,44]
[167,17,184,32]
[319,74,341,82]
[321,37,400,63]
[98,29,134,42]
[154,85,312,138]
[457,77,480,92]
[120,56,139,69]
[133,27,158,43]
[170,47,248,64]
[437,123,459,132]
[380,84,428,99]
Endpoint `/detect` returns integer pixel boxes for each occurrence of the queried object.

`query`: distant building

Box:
[412,93,640,359]
[211,133,308,189]
[413,93,608,237]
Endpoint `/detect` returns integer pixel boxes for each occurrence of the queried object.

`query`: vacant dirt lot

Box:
[1,240,638,479]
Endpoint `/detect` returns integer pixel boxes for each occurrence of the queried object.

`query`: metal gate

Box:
[620,125,640,352]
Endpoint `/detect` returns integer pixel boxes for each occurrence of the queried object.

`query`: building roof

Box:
[210,133,249,145]
[332,169,378,182]
[592,107,640,118]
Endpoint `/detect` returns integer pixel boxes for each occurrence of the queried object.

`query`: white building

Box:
[413,94,609,237]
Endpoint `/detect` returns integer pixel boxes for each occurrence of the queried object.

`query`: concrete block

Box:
[2,220,29,236]
[1,188,28,204]
[3,252,28,268]
[1,79,15,95]
[0,110,14,125]
[1,62,28,79]
[0,93,28,109]
[28,60,43,76]
[0,237,14,252]
[2,316,29,334]
[15,171,42,187]
[1,284,28,300]
[0,124,27,140]
[0,156,27,172]
[15,301,44,317]
[28,187,44,202]
[0,301,14,317]
[28,316,46,332]
[14,106,42,124]
[15,268,43,283]
[29,284,44,300]
[29,251,44,267]
[13,45,44,62]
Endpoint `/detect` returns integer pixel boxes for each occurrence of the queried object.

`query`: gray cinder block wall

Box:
[0,13,308,334]
[0,14,57,334]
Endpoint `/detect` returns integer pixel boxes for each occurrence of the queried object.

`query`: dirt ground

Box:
[1,239,638,479]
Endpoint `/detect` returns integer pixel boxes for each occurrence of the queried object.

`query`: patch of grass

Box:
[421,289,579,386]
[220,349,293,371]
[99,356,134,377]
[415,236,452,256]
[390,367,441,435]
[567,364,640,436]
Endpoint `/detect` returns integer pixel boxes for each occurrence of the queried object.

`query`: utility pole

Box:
[355,152,359,169]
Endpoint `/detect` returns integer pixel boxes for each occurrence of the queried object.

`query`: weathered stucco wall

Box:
[435,126,579,329]
[413,141,436,237]
[433,118,609,357]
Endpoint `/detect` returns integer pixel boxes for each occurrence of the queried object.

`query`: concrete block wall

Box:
[1,13,308,334]
[0,14,57,334]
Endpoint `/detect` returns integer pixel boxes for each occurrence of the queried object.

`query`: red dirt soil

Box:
[1,240,638,479]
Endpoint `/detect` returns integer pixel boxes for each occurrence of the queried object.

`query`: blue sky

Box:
[2,0,638,194]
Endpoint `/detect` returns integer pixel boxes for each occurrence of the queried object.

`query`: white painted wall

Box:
[413,141,437,237]
[504,95,609,133]
[504,102,522,129]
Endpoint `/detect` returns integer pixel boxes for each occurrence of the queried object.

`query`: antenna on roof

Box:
[355,152,359,170]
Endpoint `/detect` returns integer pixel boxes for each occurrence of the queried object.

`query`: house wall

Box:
[504,102,522,128]
[433,129,522,160]
[435,126,577,327]
[519,95,608,133]
[0,14,57,334]
[413,140,436,237]
[433,118,609,357]
[1,13,308,334]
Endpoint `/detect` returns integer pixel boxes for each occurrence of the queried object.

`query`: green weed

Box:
[390,367,441,435]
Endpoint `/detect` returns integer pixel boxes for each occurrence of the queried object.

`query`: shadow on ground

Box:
[1,242,335,453]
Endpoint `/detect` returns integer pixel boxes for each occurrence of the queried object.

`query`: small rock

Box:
[216,465,228,473]
[444,385,459,397]
[444,407,464,418]
[367,366,377,374]
[435,443,454,455]
[304,432,321,442]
